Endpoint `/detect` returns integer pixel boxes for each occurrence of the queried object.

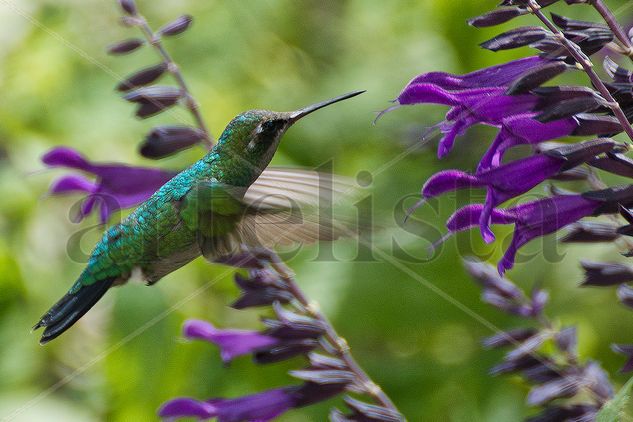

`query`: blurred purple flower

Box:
[183,319,279,363]
[612,344,633,373]
[159,387,294,422]
[482,328,538,349]
[447,195,601,273]
[43,146,175,223]
[580,261,633,286]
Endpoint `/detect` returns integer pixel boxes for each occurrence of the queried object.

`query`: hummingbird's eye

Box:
[259,119,282,135]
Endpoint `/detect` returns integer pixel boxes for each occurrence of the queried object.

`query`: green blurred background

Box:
[2,0,633,420]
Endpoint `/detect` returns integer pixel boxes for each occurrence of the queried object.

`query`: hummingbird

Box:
[34,90,364,344]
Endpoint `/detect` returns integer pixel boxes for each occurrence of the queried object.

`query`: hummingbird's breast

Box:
[85,172,200,285]
[84,154,247,286]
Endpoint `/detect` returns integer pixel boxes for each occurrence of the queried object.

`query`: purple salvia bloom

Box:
[490,354,545,376]
[385,58,550,158]
[158,387,294,421]
[397,85,538,158]
[477,114,578,172]
[478,114,622,172]
[43,146,175,223]
[183,320,279,363]
[422,155,565,242]
[446,195,601,273]
[406,56,545,90]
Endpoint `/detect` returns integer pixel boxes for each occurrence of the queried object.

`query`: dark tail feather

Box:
[34,278,114,344]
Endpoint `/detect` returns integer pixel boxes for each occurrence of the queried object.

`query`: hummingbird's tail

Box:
[33,278,115,344]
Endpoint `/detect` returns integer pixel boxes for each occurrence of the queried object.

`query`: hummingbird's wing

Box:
[243,167,357,209]
[237,167,361,248]
[180,168,362,260]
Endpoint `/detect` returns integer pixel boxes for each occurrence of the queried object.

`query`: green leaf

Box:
[597,375,633,422]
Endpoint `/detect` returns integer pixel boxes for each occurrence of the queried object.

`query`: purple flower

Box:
[420,140,614,241]
[478,113,622,172]
[477,114,578,172]
[43,147,175,223]
[405,56,546,90]
[398,85,538,158]
[384,58,551,158]
[418,139,614,241]
[183,320,279,363]
[446,195,601,273]
[385,58,619,165]
[159,387,295,422]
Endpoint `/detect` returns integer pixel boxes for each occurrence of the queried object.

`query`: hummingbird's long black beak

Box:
[288,90,365,123]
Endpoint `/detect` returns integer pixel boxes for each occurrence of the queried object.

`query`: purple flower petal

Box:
[423,153,571,241]
[445,93,537,158]
[396,83,465,106]
[42,147,95,172]
[499,195,600,273]
[407,56,545,89]
[95,165,174,209]
[421,170,482,198]
[183,320,279,363]
[477,115,578,172]
[446,204,515,234]
[209,388,294,422]
[392,78,541,159]
[437,115,478,158]
[49,175,97,194]
[447,195,601,274]
[458,91,538,122]
[159,388,296,422]
[392,83,538,156]
[42,146,175,223]
[504,114,578,143]
[158,398,217,420]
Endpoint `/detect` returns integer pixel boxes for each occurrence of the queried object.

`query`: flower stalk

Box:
[160,249,404,421]
[265,254,400,412]
[121,6,213,147]
[525,0,633,142]
[465,259,614,420]
[591,0,633,59]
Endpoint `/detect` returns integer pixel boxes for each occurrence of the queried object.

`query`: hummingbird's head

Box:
[212,90,364,184]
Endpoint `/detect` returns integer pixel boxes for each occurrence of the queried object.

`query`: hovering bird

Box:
[34,90,365,344]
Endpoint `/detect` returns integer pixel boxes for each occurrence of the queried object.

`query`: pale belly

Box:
[141,243,201,284]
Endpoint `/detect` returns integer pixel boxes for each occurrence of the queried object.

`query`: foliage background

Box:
[1,0,633,420]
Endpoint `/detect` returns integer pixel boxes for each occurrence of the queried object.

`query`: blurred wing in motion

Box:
[183,167,364,260]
